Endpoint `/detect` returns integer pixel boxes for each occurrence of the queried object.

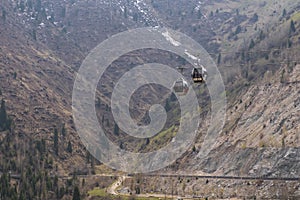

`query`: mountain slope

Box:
[1,0,300,199]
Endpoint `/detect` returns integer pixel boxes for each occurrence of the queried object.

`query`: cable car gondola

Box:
[173,78,189,96]
[191,67,207,83]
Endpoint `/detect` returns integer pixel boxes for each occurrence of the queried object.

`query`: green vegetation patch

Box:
[150,125,176,146]
[291,12,300,22]
[88,188,107,196]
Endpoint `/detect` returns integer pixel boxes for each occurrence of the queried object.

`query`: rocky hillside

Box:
[181,63,300,177]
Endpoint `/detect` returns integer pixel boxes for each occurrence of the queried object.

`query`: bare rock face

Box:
[181,64,300,178]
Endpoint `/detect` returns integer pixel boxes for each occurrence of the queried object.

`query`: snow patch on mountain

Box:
[194,1,203,11]
[184,50,198,60]
[162,31,181,47]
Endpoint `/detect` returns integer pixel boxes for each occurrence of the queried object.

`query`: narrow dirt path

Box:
[107,175,127,195]
[107,175,182,199]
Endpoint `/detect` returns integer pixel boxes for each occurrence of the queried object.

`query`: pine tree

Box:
[13,72,17,79]
[19,0,25,12]
[72,186,81,200]
[101,115,104,124]
[282,9,287,17]
[249,39,255,49]
[67,141,72,153]
[32,29,37,41]
[197,10,202,19]
[61,124,66,138]
[241,51,245,61]
[2,8,6,21]
[217,53,222,64]
[96,97,101,108]
[114,124,119,136]
[192,146,196,152]
[251,13,258,23]
[290,20,296,34]
[54,128,59,156]
[259,30,265,40]
[124,6,128,18]
[165,98,171,112]
[235,25,242,35]
[50,12,55,23]
[0,99,7,130]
